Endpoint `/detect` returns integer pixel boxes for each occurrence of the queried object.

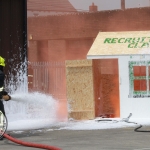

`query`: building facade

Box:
[27,1,150,119]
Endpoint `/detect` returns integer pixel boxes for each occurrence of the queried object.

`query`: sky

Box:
[69,0,150,11]
[27,0,150,17]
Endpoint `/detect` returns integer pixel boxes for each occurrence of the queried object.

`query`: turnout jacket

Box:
[0,70,7,99]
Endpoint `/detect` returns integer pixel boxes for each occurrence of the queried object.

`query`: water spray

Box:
[10,96,23,102]
[0,111,7,139]
[1,94,62,150]
[1,54,62,149]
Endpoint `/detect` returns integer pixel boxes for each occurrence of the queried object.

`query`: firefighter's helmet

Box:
[0,56,5,67]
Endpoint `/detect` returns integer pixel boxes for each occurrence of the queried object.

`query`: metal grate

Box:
[28,61,66,101]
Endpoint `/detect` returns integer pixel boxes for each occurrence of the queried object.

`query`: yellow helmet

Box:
[0,56,5,67]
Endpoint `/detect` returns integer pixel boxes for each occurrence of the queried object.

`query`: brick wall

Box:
[66,39,94,60]
[28,41,38,62]
[48,40,66,61]
[28,7,150,39]
[27,7,150,61]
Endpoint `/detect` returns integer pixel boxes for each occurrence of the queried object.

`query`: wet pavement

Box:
[1,126,150,150]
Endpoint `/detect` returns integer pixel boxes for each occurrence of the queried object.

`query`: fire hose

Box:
[3,133,61,150]
[96,113,150,132]
[0,111,61,150]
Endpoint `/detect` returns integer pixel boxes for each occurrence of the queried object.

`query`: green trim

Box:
[129,61,150,98]
[104,37,150,48]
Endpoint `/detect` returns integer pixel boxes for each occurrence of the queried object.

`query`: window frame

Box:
[129,61,150,98]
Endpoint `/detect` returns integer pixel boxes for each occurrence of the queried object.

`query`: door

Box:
[93,59,120,118]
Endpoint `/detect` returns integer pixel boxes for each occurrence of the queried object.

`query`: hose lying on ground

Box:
[95,113,132,123]
[126,121,150,132]
[0,112,61,150]
[96,113,150,132]
[120,113,150,132]
[3,133,61,150]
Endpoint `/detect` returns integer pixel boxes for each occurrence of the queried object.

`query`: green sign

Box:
[104,37,150,48]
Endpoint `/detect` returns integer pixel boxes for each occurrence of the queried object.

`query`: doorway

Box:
[93,59,120,118]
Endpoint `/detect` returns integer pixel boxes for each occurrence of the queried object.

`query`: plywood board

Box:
[66,60,95,120]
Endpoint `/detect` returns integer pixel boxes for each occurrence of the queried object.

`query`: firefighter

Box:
[0,56,11,140]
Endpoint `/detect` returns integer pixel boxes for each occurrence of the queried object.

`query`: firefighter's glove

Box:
[1,91,8,95]
[2,95,11,101]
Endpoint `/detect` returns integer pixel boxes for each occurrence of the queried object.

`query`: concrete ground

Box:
[1,126,150,150]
